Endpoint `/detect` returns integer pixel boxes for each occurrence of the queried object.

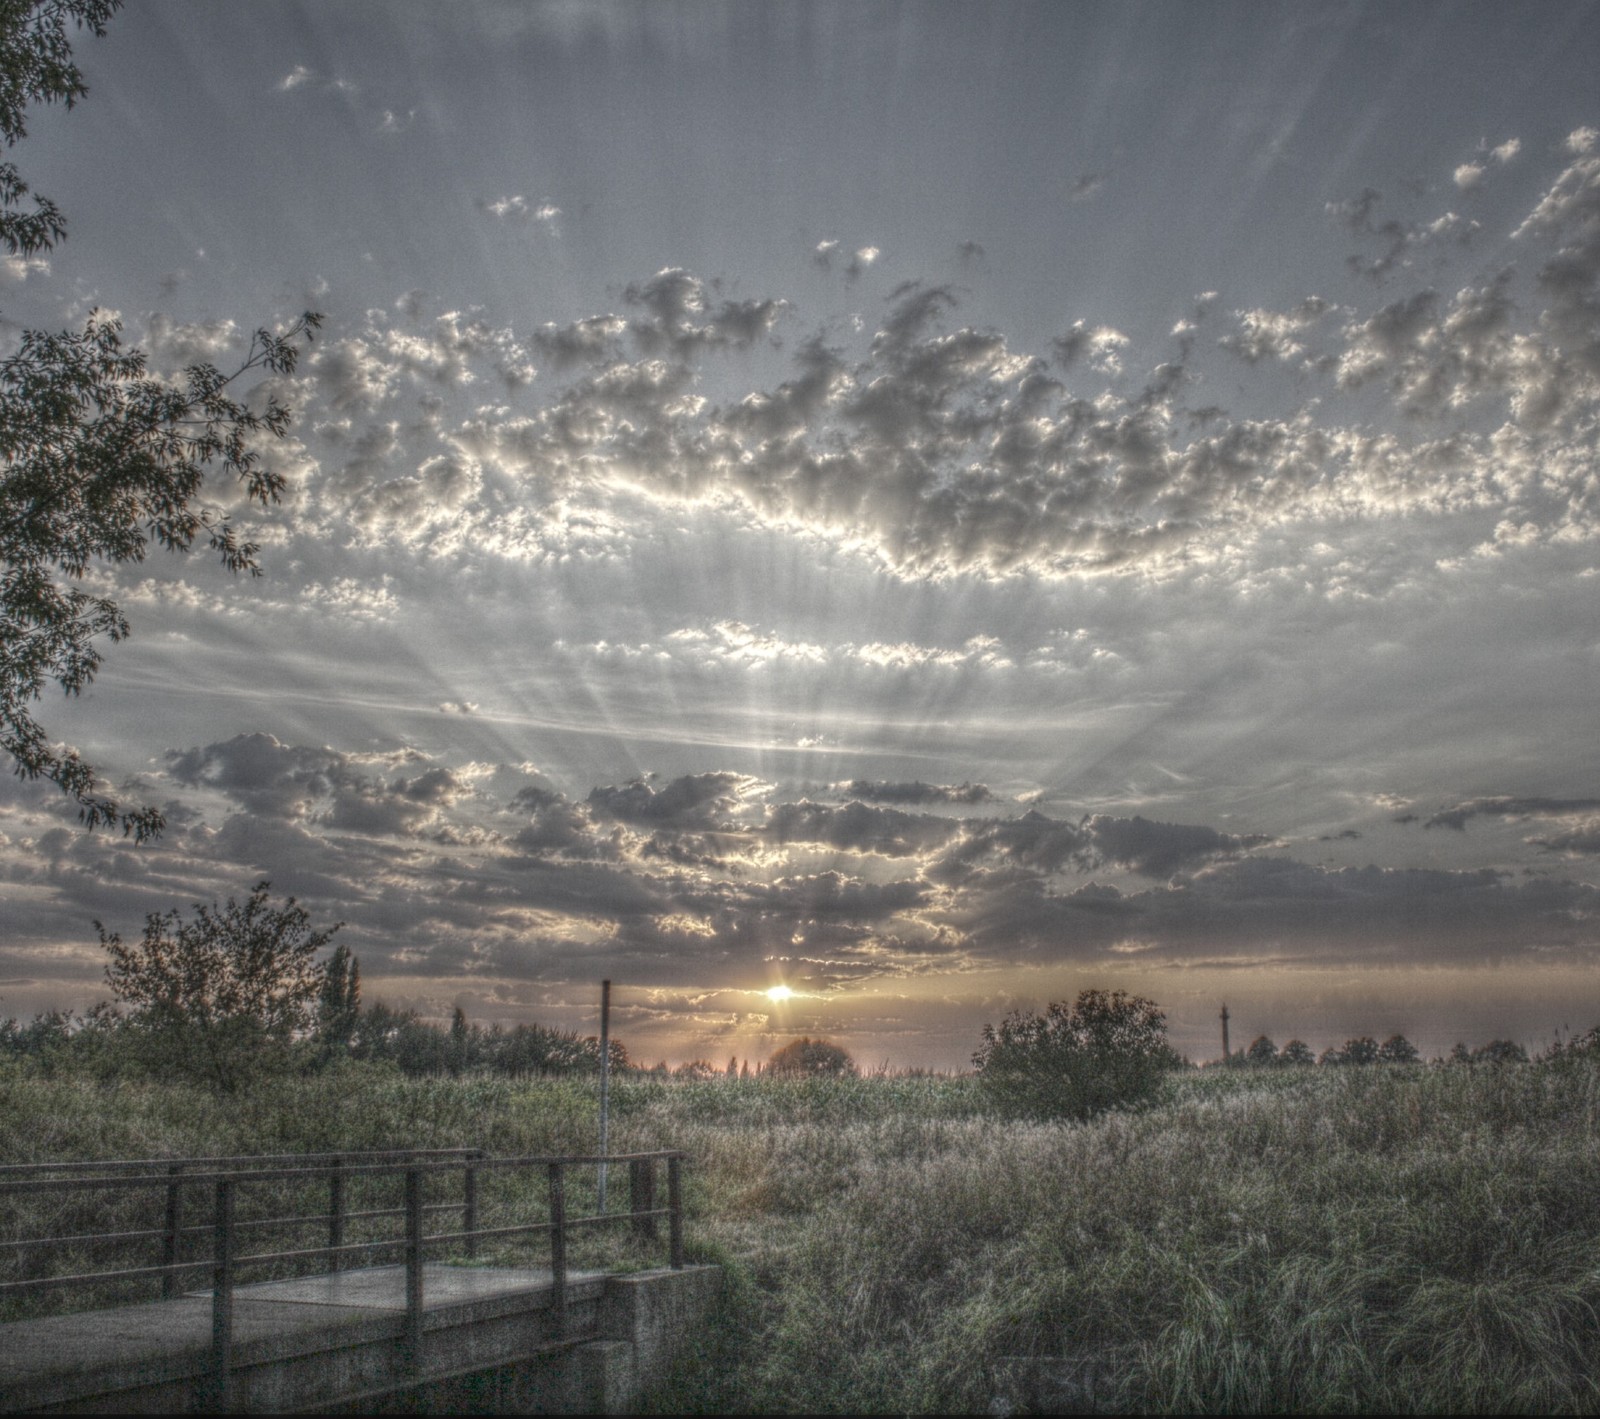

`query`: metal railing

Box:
[0,1149,687,1405]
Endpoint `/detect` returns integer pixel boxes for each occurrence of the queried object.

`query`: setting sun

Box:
[766,986,793,1003]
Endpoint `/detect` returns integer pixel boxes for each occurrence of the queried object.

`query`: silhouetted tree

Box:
[767,1037,857,1077]
[1245,1034,1279,1066]
[1339,1036,1380,1066]
[1377,1033,1419,1064]
[98,881,340,1092]
[973,989,1180,1120]
[448,1005,470,1075]
[316,944,360,1055]
[1278,1039,1315,1066]
[1448,1042,1472,1064]
[1472,1039,1528,1065]
[0,1,319,837]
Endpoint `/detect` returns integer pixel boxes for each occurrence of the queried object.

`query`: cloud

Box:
[0,254,48,283]
[476,195,561,227]
[1084,814,1271,878]
[838,780,994,805]
[1070,171,1109,201]
[164,733,462,843]
[587,773,757,831]
[845,247,879,281]
[1219,297,1331,364]
[1424,797,1600,830]
[226,138,1600,588]
[765,800,963,857]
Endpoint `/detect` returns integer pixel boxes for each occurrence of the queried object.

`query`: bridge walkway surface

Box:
[0,1150,720,1414]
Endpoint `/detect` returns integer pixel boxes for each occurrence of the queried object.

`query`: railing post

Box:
[630,1157,657,1241]
[463,1153,479,1261]
[329,1156,346,1272]
[403,1168,425,1373]
[161,1164,183,1300]
[211,1176,235,1410]
[667,1154,684,1269]
[547,1161,566,1337]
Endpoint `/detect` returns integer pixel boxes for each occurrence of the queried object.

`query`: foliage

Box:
[0,0,320,838]
[1244,1033,1278,1065]
[1472,1038,1529,1065]
[315,943,360,1055]
[972,988,1180,1120]
[1378,1033,1420,1064]
[1278,1038,1315,1066]
[765,1036,857,1078]
[97,881,340,1092]
[0,1,119,257]
[345,1001,628,1078]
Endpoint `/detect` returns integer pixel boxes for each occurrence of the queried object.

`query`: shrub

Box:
[1279,1039,1316,1066]
[1245,1034,1279,1066]
[766,1038,856,1078]
[972,988,1180,1120]
[1378,1033,1420,1064]
[1472,1039,1529,1065]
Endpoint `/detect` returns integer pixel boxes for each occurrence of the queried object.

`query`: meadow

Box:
[2,1058,1599,1413]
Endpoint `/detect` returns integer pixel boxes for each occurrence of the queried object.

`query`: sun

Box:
[766,985,793,1002]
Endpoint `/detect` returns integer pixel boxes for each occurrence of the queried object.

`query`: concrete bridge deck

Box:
[0,1262,721,1414]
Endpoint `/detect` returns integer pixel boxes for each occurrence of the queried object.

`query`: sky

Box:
[3,0,1600,1068]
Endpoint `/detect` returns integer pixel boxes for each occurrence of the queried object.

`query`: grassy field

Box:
[3,1058,1599,1412]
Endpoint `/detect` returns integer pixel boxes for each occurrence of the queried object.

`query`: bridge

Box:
[0,1149,720,1413]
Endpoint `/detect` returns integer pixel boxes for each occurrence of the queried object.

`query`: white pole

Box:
[598,979,611,1212]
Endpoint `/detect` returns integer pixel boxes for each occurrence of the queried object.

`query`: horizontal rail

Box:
[0,1149,480,1177]
[0,1150,686,1196]
[0,1201,475,1256]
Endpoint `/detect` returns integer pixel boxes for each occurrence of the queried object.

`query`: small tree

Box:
[1279,1039,1315,1066]
[1245,1034,1279,1066]
[766,1037,856,1077]
[98,881,340,1091]
[315,943,360,1056]
[1472,1039,1528,1066]
[1339,1036,1380,1066]
[1377,1033,1419,1064]
[973,989,1179,1120]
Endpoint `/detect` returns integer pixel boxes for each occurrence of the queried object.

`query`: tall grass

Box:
[4,1058,1599,1411]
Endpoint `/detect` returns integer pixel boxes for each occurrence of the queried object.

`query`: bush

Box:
[766,1038,856,1078]
[1378,1033,1420,1064]
[972,988,1180,1120]
[1245,1034,1279,1066]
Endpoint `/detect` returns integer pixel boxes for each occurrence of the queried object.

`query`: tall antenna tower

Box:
[1220,1002,1231,1062]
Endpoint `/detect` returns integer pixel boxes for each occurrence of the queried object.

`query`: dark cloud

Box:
[1424,797,1600,831]
[1084,814,1271,878]
[765,800,962,857]
[587,773,751,830]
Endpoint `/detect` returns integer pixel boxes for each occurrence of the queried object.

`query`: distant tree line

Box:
[1233,1033,1545,1067]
